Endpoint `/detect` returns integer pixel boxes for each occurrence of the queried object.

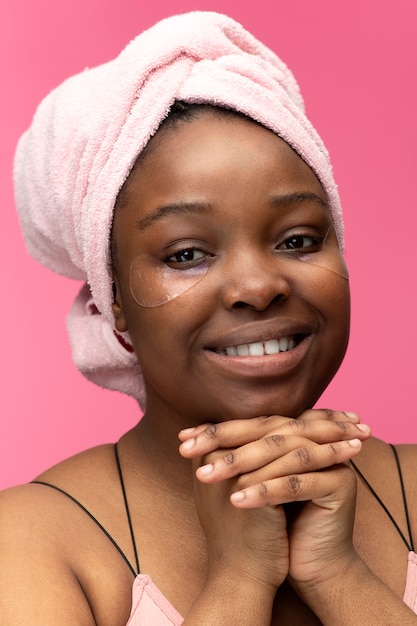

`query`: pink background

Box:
[2,0,416,490]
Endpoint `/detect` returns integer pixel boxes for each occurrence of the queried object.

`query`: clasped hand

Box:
[179,410,371,596]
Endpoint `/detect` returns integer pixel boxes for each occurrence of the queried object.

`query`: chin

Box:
[207,388,319,422]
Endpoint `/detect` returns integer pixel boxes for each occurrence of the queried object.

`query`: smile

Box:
[215,336,298,357]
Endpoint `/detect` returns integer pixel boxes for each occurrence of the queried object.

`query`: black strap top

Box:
[32,443,140,577]
[351,443,415,552]
[31,442,414,578]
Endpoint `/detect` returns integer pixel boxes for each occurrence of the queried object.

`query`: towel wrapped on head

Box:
[14,11,343,409]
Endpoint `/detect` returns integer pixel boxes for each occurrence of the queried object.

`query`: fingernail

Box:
[181,437,196,451]
[199,463,214,476]
[356,423,371,433]
[344,412,359,420]
[348,438,361,448]
[231,491,246,503]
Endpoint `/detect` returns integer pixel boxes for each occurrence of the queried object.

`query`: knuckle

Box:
[257,481,269,499]
[286,474,302,496]
[254,415,274,437]
[205,423,219,440]
[329,442,339,455]
[295,446,311,465]
[289,418,305,432]
[264,434,285,450]
[335,420,347,433]
[223,451,235,466]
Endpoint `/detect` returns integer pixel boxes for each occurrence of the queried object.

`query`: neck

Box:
[120,403,198,497]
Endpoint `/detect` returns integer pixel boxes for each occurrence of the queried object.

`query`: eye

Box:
[164,247,209,269]
[277,234,321,252]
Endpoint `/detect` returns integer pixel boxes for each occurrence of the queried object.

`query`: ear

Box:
[112,274,128,332]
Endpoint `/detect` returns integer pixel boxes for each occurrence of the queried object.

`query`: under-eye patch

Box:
[129,225,348,308]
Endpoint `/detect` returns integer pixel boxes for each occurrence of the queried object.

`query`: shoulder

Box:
[0,443,119,567]
[356,437,416,469]
[355,437,417,489]
[393,442,417,473]
[1,442,126,561]
[0,483,96,623]
[34,442,116,486]
[355,438,417,542]
[0,444,134,625]
[392,443,417,510]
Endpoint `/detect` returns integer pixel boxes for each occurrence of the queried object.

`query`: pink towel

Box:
[14,11,343,406]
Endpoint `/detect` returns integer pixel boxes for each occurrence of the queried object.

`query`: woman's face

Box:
[112,113,350,423]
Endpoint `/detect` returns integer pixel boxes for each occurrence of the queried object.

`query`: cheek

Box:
[123,298,192,369]
[298,269,351,354]
[301,266,350,316]
[317,275,351,361]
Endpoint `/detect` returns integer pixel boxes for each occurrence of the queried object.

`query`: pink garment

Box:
[14,11,344,408]
[127,555,417,623]
[404,551,417,614]
[127,575,183,625]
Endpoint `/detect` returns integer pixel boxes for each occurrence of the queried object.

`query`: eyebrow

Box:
[136,201,212,230]
[136,191,329,231]
[269,191,329,211]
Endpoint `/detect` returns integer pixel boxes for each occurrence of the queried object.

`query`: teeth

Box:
[278,337,288,352]
[237,344,250,356]
[223,337,296,357]
[265,339,279,354]
[249,342,264,356]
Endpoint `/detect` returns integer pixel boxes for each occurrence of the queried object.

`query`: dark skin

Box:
[0,113,416,624]
[112,113,350,424]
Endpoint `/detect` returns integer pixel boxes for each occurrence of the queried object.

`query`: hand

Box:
[190,454,289,591]
[179,410,370,594]
[179,411,369,500]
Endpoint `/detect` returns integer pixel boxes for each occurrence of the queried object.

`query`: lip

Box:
[202,317,316,379]
[203,333,314,378]
[204,317,316,352]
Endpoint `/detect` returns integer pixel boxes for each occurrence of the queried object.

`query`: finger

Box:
[179,418,283,456]
[178,423,212,442]
[195,431,368,483]
[179,410,361,454]
[180,416,370,459]
[230,459,357,509]
[300,409,360,424]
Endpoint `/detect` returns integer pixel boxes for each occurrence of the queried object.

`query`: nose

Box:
[220,252,292,311]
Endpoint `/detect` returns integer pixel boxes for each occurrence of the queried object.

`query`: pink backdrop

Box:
[2,0,416,490]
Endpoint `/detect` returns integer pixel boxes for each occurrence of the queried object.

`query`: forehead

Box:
[121,113,326,208]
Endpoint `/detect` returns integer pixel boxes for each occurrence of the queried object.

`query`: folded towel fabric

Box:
[14,11,343,407]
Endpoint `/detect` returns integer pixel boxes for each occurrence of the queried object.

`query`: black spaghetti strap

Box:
[389,444,415,552]
[351,446,414,552]
[114,442,140,574]
[31,480,138,577]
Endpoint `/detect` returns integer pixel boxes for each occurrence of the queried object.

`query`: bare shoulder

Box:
[0,443,118,531]
[34,442,116,487]
[394,442,417,511]
[394,442,417,475]
[0,445,134,625]
[354,437,417,546]
[0,483,96,624]
[356,437,416,472]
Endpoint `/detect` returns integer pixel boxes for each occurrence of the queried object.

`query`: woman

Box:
[3,11,416,624]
